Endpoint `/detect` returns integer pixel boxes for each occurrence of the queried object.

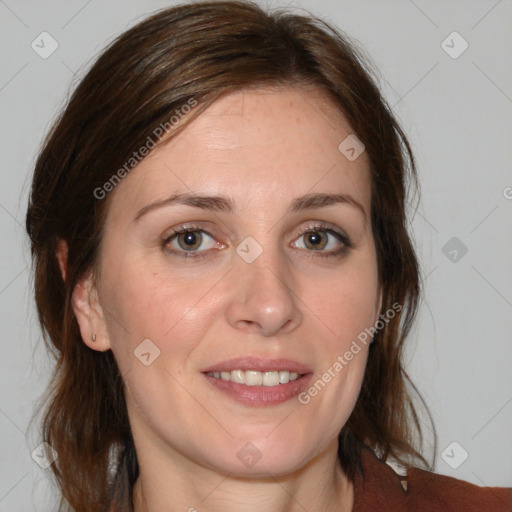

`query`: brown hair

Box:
[25,1,436,510]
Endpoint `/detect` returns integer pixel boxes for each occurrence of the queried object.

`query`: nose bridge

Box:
[237,228,291,286]
[237,233,292,301]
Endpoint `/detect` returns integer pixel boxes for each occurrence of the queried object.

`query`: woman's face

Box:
[83,86,381,476]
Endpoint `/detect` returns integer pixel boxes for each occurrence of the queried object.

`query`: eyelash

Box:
[162,223,352,259]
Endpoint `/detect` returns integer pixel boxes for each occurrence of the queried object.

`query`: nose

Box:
[225,249,303,337]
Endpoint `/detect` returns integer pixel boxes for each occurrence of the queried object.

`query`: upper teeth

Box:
[207,370,300,386]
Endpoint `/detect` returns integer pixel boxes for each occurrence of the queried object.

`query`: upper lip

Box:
[202,357,313,374]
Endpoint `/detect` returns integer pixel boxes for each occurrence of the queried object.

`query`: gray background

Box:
[1,0,511,510]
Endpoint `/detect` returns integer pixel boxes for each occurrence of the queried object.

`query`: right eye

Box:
[162,225,224,258]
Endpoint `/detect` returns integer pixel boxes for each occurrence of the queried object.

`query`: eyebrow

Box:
[133,192,367,224]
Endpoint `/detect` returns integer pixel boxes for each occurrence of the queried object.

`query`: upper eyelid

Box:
[163,222,345,238]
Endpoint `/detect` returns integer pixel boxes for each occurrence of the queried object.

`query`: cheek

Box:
[101,262,218,427]
[99,253,221,364]
[297,256,378,405]
[302,263,379,344]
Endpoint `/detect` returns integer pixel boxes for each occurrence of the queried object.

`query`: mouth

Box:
[202,357,313,406]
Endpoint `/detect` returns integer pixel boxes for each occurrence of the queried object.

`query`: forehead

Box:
[106,86,372,222]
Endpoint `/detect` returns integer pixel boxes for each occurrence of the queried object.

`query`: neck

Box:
[131,438,354,512]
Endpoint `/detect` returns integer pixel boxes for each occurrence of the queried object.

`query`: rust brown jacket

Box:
[352,446,512,511]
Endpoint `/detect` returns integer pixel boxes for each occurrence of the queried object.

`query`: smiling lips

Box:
[202,357,313,406]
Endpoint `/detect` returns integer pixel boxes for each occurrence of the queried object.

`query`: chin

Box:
[197,434,319,478]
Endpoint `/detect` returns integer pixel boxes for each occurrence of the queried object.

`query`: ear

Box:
[71,274,111,352]
[57,240,111,352]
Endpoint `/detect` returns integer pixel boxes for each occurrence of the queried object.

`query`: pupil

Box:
[309,233,321,245]
[185,233,196,245]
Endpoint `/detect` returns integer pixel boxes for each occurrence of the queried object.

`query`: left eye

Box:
[292,228,345,252]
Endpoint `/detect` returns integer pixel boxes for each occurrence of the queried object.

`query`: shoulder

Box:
[406,464,512,511]
[352,446,512,512]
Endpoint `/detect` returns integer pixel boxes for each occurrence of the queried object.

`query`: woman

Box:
[25,1,511,511]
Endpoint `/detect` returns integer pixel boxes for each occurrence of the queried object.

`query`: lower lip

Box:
[203,373,313,406]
